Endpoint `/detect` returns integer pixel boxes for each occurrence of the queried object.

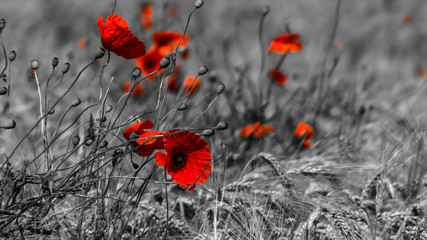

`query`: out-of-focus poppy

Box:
[123,120,164,156]
[135,46,164,80]
[152,31,189,56]
[294,121,314,149]
[155,130,212,190]
[78,38,86,48]
[418,69,426,77]
[269,70,287,85]
[240,122,274,138]
[123,81,145,96]
[336,42,344,51]
[179,47,190,59]
[98,14,146,59]
[183,76,200,97]
[165,64,180,92]
[268,33,303,54]
[168,4,179,18]
[404,15,411,24]
[139,5,153,30]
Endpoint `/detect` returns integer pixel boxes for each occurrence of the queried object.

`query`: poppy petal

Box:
[183,76,200,97]
[155,152,170,166]
[268,33,303,54]
[269,70,287,85]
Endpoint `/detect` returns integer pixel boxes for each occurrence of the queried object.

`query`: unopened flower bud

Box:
[71,98,81,107]
[194,0,204,9]
[216,83,225,94]
[0,86,7,95]
[100,140,108,148]
[216,121,228,130]
[159,56,171,68]
[0,118,16,129]
[202,128,214,137]
[100,116,107,122]
[262,6,270,15]
[106,105,113,113]
[31,60,39,70]
[198,65,208,75]
[72,136,80,146]
[62,62,70,73]
[178,103,187,111]
[132,67,141,78]
[132,163,139,169]
[0,19,5,30]
[8,51,16,61]
[95,48,105,59]
[48,108,55,115]
[85,138,94,146]
[52,57,59,67]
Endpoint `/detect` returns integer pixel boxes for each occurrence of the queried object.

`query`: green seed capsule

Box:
[132,67,141,78]
[106,105,113,113]
[71,98,81,107]
[72,136,80,146]
[216,83,225,94]
[202,128,214,136]
[0,86,7,95]
[194,0,204,8]
[62,63,70,73]
[178,103,187,111]
[31,60,39,70]
[95,48,105,59]
[159,56,171,68]
[216,121,228,130]
[8,51,16,61]
[198,65,208,75]
[100,140,108,148]
[0,118,15,129]
[52,57,59,67]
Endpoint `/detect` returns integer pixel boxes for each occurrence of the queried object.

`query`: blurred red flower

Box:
[183,76,200,97]
[139,5,153,30]
[294,121,314,149]
[240,122,274,138]
[123,81,145,96]
[123,120,164,156]
[268,33,303,54]
[155,130,212,190]
[165,64,180,92]
[98,14,146,59]
[404,15,411,24]
[168,4,179,18]
[152,31,189,56]
[77,38,86,48]
[135,46,164,81]
[418,69,426,77]
[269,70,287,85]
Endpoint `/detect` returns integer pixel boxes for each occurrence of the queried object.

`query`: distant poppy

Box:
[123,120,164,156]
[269,70,287,85]
[135,46,164,80]
[168,4,179,18]
[139,5,153,30]
[77,38,86,48]
[179,47,190,59]
[183,76,200,97]
[418,69,426,77]
[294,121,314,149]
[155,130,212,190]
[165,64,180,92]
[240,122,274,138]
[123,81,145,96]
[152,31,189,56]
[336,42,344,51]
[268,33,303,54]
[98,14,146,59]
[404,15,411,24]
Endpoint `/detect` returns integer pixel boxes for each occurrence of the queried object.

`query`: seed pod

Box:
[198,65,208,75]
[100,140,108,148]
[52,57,59,67]
[85,138,93,146]
[0,86,7,95]
[62,62,70,73]
[8,51,16,61]
[202,128,214,136]
[216,121,228,130]
[48,108,55,115]
[132,67,141,78]
[71,98,81,107]
[216,83,225,94]
[159,56,171,69]
[95,48,106,59]
[72,136,80,146]
[0,19,5,30]
[194,0,204,8]
[262,6,270,15]
[0,118,15,129]
[132,163,139,169]
[178,103,187,111]
[31,60,39,70]
[106,105,113,113]
[100,116,107,122]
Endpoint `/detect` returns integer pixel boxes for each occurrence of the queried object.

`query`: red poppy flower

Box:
[123,120,164,156]
[98,14,146,59]
[123,81,145,96]
[139,5,153,30]
[165,64,180,92]
[240,122,274,138]
[269,70,287,85]
[155,130,212,190]
[294,121,314,149]
[183,76,200,98]
[168,4,179,18]
[135,46,164,81]
[152,31,189,56]
[268,33,303,54]
[418,69,426,77]
[77,38,86,48]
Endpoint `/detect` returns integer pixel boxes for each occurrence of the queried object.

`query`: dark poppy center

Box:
[169,153,187,173]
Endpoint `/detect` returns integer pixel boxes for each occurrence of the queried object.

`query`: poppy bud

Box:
[132,163,139,169]
[170,53,176,62]
[31,60,39,70]
[0,19,5,30]
[71,98,81,107]
[198,65,208,75]
[0,118,16,130]
[8,51,16,61]
[85,138,93,146]
[52,57,59,67]
[202,128,214,136]
[0,86,7,95]
[216,83,225,94]
[100,140,108,148]
[106,105,113,113]
[216,121,228,130]
[72,136,80,146]
[48,108,55,115]
[262,6,270,15]
[178,103,187,111]
[100,116,107,122]
[62,62,70,73]
[159,56,171,69]
[194,0,204,8]
[95,48,106,59]
[132,67,141,78]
